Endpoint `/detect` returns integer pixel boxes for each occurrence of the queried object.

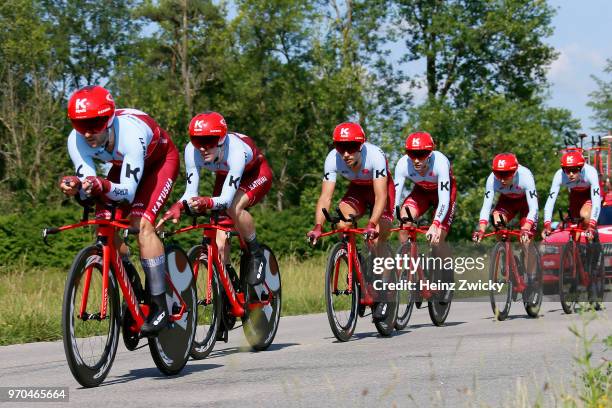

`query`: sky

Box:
[545,0,611,133]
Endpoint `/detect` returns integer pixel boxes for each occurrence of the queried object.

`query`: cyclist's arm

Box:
[178,143,200,202]
[586,166,602,226]
[543,169,563,225]
[316,152,338,226]
[432,157,451,227]
[315,181,335,226]
[523,169,539,228]
[478,173,495,227]
[210,148,246,210]
[67,132,98,200]
[393,156,407,208]
[370,175,388,225]
[110,146,144,203]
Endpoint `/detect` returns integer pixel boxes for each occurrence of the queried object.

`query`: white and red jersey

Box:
[543,164,601,224]
[394,151,453,225]
[67,108,171,203]
[323,142,389,184]
[479,165,539,225]
[180,132,263,210]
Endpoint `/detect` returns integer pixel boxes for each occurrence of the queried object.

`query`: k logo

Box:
[567,156,574,164]
[194,120,204,130]
[340,127,349,138]
[412,138,420,147]
[498,159,506,167]
[75,98,87,113]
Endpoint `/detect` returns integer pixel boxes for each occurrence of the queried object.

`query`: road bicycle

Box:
[43,204,196,387]
[162,205,281,357]
[554,211,604,314]
[393,207,453,327]
[483,219,542,321]
[316,208,398,342]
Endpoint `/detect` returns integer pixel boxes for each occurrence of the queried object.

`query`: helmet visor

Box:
[191,136,221,150]
[493,170,515,180]
[406,149,431,160]
[71,116,109,135]
[334,141,362,154]
[562,166,582,174]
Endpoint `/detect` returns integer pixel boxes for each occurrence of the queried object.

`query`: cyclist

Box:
[395,132,456,302]
[542,150,601,240]
[306,122,395,320]
[157,112,272,287]
[394,132,456,244]
[60,85,179,335]
[473,153,538,244]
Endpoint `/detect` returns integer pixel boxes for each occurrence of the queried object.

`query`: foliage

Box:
[587,59,612,133]
[0,0,591,268]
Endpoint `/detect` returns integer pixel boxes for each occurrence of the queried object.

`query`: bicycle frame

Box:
[168,218,274,316]
[320,227,377,305]
[483,229,528,293]
[552,225,590,287]
[44,208,189,331]
[390,224,443,299]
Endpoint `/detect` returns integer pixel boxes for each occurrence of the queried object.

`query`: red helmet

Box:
[405,132,435,151]
[560,151,585,168]
[332,122,366,143]
[492,153,519,173]
[67,85,115,134]
[189,111,228,149]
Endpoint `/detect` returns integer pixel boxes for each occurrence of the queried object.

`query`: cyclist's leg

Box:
[398,187,428,243]
[132,145,180,334]
[226,160,273,285]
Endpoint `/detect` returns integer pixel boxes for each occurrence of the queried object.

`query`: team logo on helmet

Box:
[566,156,574,164]
[194,120,204,131]
[75,98,87,113]
[498,159,506,168]
[340,127,349,138]
[412,138,420,147]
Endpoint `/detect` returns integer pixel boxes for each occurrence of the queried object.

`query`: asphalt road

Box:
[0,302,610,408]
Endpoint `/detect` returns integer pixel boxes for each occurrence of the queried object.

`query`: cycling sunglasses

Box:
[406,150,431,160]
[562,166,582,174]
[334,142,362,154]
[493,170,515,180]
[191,136,221,150]
[71,117,109,135]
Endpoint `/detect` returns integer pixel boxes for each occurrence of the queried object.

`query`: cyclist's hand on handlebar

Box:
[426,222,441,244]
[520,227,533,244]
[156,201,184,229]
[306,224,323,245]
[584,224,596,241]
[541,222,552,240]
[364,222,379,241]
[82,176,111,197]
[472,230,484,243]
[59,176,81,196]
[188,196,214,213]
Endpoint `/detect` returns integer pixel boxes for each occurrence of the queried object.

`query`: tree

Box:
[587,58,612,133]
[394,0,557,106]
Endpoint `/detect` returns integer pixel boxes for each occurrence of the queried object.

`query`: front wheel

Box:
[187,245,221,360]
[559,243,578,314]
[241,244,282,351]
[325,242,359,342]
[523,243,543,318]
[394,242,416,330]
[489,242,512,321]
[149,245,197,375]
[62,246,120,388]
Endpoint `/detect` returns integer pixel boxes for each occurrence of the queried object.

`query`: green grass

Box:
[0,255,329,346]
